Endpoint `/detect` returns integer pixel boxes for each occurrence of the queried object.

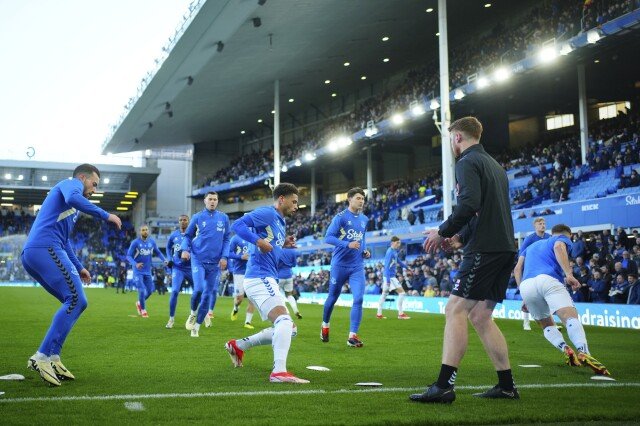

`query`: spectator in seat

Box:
[627,274,639,304]
[587,269,607,303]
[609,274,630,304]
[621,251,638,276]
[625,170,640,188]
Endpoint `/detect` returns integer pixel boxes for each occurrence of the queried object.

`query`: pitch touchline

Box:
[1,382,638,404]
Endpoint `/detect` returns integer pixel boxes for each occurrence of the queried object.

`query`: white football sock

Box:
[566,317,589,354]
[523,312,530,322]
[50,354,61,362]
[194,323,201,332]
[190,310,196,316]
[322,321,329,328]
[272,315,293,373]
[377,292,387,315]
[543,326,566,351]
[34,351,49,361]
[245,312,254,324]
[286,295,299,314]
[237,327,273,351]
[397,293,406,315]
[349,332,357,338]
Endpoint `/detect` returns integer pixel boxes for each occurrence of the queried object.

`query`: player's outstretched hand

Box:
[565,274,581,291]
[423,229,443,254]
[442,234,462,252]
[256,238,273,253]
[181,251,191,261]
[107,214,122,230]
[362,249,371,259]
[219,258,228,270]
[348,241,361,250]
[79,268,91,284]
[136,262,144,270]
[284,235,297,248]
[241,253,249,260]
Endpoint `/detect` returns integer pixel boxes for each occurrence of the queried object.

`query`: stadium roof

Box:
[0,160,160,212]
[102,0,538,154]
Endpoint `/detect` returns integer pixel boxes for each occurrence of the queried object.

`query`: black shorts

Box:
[451,251,516,302]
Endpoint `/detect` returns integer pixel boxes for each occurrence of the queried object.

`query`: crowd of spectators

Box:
[1,208,35,237]
[285,227,640,305]
[198,0,638,189]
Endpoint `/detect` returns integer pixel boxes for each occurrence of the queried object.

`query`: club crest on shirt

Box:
[216,220,224,231]
[201,221,206,228]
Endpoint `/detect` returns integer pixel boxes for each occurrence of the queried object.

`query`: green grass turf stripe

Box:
[1,382,638,404]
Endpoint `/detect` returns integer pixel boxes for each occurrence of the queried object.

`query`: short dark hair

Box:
[347,187,365,199]
[73,163,100,178]
[273,182,298,199]
[448,116,483,141]
[205,191,218,198]
[391,236,400,243]
[551,224,572,235]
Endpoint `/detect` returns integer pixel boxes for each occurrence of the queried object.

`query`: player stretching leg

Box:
[165,215,193,328]
[277,239,302,319]
[514,224,610,375]
[180,192,230,337]
[127,225,168,318]
[22,164,122,386]
[321,187,371,347]
[377,236,410,320]
[226,183,308,383]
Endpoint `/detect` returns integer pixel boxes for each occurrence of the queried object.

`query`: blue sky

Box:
[0,0,192,164]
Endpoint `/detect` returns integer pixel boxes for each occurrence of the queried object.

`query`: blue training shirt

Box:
[25,177,109,273]
[228,235,250,275]
[127,237,166,276]
[180,208,231,263]
[383,247,407,283]
[277,249,298,280]
[325,209,367,268]
[166,229,191,270]
[522,235,573,282]
[519,232,550,256]
[231,206,286,279]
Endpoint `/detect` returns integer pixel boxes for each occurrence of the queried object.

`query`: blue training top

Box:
[277,248,298,280]
[228,235,250,275]
[325,208,367,268]
[383,247,407,283]
[519,232,550,256]
[180,208,230,263]
[24,177,109,273]
[232,206,286,279]
[166,229,191,270]
[127,237,166,276]
[522,235,573,282]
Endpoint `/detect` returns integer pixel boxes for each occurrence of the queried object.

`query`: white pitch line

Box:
[0,382,638,404]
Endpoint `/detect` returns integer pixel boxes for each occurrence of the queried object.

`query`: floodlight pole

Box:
[438,0,454,218]
[366,146,373,200]
[577,64,589,166]
[274,79,281,186]
[311,166,317,216]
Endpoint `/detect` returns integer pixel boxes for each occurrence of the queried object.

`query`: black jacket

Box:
[439,144,516,253]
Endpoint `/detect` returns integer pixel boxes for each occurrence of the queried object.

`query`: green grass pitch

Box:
[1,287,639,425]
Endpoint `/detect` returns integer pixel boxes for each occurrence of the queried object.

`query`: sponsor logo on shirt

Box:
[346,229,364,241]
[139,248,153,256]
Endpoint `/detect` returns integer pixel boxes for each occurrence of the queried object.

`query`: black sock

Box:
[497,369,515,390]
[436,364,457,389]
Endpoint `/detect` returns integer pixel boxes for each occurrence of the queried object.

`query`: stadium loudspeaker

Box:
[217,41,224,52]
[187,76,194,86]
[252,17,262,27]
[258,0,266,5]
